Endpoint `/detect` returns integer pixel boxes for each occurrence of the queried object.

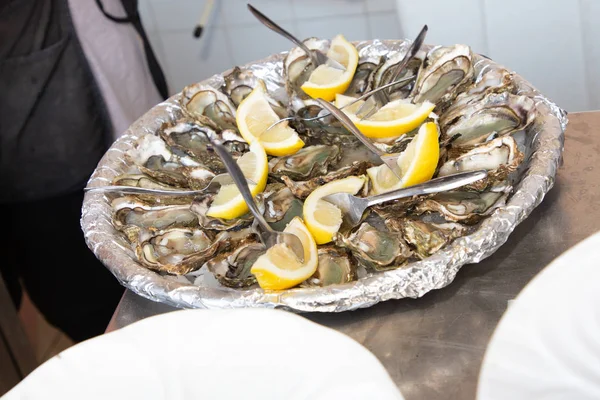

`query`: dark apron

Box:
[0,0,113,203]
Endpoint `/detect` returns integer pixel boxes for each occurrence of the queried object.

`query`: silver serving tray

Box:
[81,40,567,312]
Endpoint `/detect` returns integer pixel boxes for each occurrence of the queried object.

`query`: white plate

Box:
[5,309,403,400]
[477,231,600,399]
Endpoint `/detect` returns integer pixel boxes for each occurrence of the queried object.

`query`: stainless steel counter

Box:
[106,111,600,400]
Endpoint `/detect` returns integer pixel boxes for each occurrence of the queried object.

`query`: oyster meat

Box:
[411,44,474,108]
[438,136,524,190]
[205,230,266,288]
[261,183,303,231]
[414,187,510,224]
[127,134,216,188]
[136,228,228,275]
[440,92,536,147]
[344,55,383,97]
[303,246,356,287]
[372,51,422,100]
[269,144,341,181]
[181,84,238,130]
[335,222,412,271]
[386,218,467,259]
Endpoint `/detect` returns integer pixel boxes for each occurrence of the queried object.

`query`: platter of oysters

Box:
[82,23,566,311]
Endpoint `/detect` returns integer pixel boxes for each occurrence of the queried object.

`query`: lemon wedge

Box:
[300,35,359,101]
[236,81,304,157]
[250,217,318,290]
[303,176,366,244]
[367,121,440,194]
[335,93,363,114]
[206,141,268,219]
[351,99,435,139]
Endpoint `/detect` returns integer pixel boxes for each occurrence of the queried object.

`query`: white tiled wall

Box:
[139,0,397,95]
[141,0,599,112]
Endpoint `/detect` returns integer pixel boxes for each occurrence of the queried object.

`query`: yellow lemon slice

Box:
[349,99,435,139]
[300,35,359,101]
[236,81,304,156]
[367,122,440,194]
[303,176,366,244]
[250,217,318,290]
[206,141,268,219]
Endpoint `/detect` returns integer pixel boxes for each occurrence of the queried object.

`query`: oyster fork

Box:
[211,138,305,263]
[85,174,256,196]
[247,4,345,71]
[323,170,488,228]
[356,24,428,120]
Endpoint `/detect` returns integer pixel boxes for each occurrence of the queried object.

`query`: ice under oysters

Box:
[107,38,538,291]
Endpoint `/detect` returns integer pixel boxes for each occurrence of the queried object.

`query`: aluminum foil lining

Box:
[81,40,567,312]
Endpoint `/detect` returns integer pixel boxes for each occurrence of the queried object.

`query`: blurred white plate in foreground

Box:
[5,309,403,400]
[478,231,600,399]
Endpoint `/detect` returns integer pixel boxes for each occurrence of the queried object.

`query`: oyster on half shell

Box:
[269,144,341,181]
[136,228,228,275]
[440,92,535,147]
[386,218,467,259]
[335,222,412,271]
[411,44,474,109]
[182,84,238,130]
[205,230,266,288]
[303,246,357,287]
[438,136,524,191]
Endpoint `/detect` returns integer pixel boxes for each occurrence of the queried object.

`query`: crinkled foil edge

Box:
[82,40,567,312]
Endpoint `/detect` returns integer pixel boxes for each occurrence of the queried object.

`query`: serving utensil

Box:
[323,170,488,228]
[211,139,305,262]
[247,4,345,71]
[315,99,404,180]
[264,74,416,133]
[85,175,256,196]
[356,25,428,119]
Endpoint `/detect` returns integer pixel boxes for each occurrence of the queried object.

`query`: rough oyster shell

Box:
[372,51,422,100]
[440,92,536,147]
[136,228,227,275]
[438,136,524,191]
[205,230,265,288]
[385,218,467,259]
[181,84,238,131]
[335,222,412,271]
[269,144,341,181]
[411,44,474,109]
[303,246,357,287]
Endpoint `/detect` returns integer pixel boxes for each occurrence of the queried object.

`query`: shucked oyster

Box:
[127,134,215,189]
[261,183,303,231]
[440,92,536,147]
[289,100,356,146]
[281,161,371,199]
[221,66,256,107]
[303,246,356,287]
[438,136,524,191]
[386,218,467,259]
[414,186,511,224]
[335,222,412,271]
[159,119,248,173]
[449,66,515,110]
[411,44,474,109]
[344,55,383,97]
[112,196,198,242]
[269,144,341,181]
[205,229,266,288]
[182,84,238,130]
[136,228,228,275]
[372,50,422,100]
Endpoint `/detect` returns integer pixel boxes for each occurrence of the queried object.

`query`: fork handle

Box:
[211,139,273,233]
[247,4,318,66]
[367,170,488,206]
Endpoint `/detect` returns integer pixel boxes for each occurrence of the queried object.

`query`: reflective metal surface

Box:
[107,111,599,400]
